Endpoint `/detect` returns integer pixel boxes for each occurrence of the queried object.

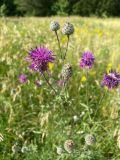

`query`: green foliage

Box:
[0,0,120,16]
[0,4,7,16]
[0,0,17,16]
[14,0,55,16]
[52,0,69,16]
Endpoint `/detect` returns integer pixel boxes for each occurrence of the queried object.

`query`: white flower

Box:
[73,115,79,122]
[56,147,63,155]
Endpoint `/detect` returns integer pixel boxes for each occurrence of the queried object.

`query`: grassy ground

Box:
[0,17,120,160]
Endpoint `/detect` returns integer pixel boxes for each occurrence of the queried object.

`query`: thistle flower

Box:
[61,63,73,81]
[50,21,60,31]
[80,51,95,69]
[62,22,74,35]
[64,139,74,153]
[29,47,55,73]
[19,74,28,83]
[85,134,96,146]
[101,69,120,90]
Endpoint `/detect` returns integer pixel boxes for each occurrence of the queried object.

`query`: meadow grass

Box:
[0,17,120,160]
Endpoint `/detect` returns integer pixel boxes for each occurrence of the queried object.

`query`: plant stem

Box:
[55,31,62,59]
[94,90,107,118]
[63,35,69,60]
[85,69,88,106]
[42,73,57,95]
[85,69,92,122]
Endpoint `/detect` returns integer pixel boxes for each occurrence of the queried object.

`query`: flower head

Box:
[29,47,55,73]
[64,139,74,153]
[80,51,95,69]
[62,22,74,35]
[61,63,73,81]
[19,74,28,83]
[50,21,60,31]
[85,134,96,146]
[101,69,120,90]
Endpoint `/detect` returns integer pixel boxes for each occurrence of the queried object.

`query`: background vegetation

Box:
[0,17,120,159]
[0,0,120,17]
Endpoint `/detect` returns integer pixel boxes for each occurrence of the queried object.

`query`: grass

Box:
[0,16,120,160]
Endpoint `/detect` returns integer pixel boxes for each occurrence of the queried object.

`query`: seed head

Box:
[62,22,74,35]
[85,134,96,146]
[64,139,74,153]
[50,21,60,31]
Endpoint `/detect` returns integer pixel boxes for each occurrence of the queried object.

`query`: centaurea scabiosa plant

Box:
[19,21,120,112]
[29,46,57,94]
[94,69,120,118]
[79,51,95,120]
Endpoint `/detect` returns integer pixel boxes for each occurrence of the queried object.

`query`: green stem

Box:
[63,35,69,60]
[86,69,88,106]
[55,31,62,59]
[94,90,107,118]
[85,69,92,122]
[42,73,57,95]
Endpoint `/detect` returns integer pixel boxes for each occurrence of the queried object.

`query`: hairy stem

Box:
[63,35,69,60]
[85,69,92,122]
[94,90,107,118]
[42,73,57,95]
[55,31,62,59]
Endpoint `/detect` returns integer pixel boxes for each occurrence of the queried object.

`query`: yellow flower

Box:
[48,62,54,71]
[81,76,87,82]
[89,71,96,76]
[106,63,112,73]
[61,36,68,45]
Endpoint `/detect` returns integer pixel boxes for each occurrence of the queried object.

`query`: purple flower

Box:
[19,74,28,83]
[101,69,120,90]
[29,47,55,73]
[80,51,95,69]
[57,80,65,87]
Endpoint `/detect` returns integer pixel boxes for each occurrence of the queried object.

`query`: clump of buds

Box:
[61,63,73,82]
